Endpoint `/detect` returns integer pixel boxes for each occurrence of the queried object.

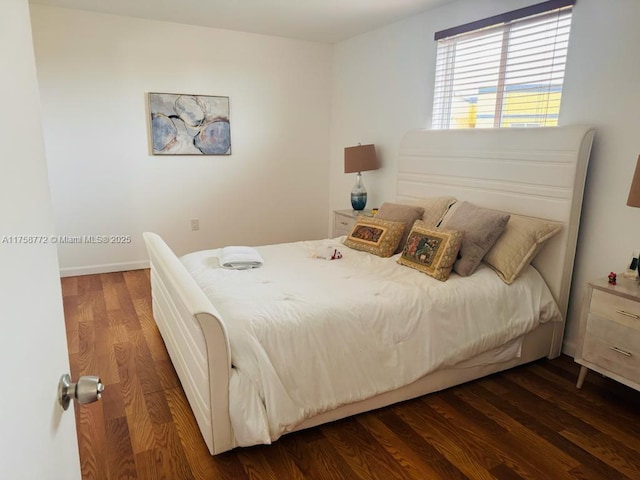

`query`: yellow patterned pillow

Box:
[343,216,405,257]
[397,221,463,281]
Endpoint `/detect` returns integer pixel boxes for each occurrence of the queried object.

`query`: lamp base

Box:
[351,172,367,210]
[351,193,367,211]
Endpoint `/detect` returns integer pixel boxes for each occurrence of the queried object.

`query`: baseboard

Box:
[60,260,150,277]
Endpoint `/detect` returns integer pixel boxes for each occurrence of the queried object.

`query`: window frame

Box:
[431,0,575,129]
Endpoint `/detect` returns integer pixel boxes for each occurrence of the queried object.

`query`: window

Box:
[431,0,575,129]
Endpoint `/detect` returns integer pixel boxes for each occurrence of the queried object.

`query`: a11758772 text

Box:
[1,235,132,245]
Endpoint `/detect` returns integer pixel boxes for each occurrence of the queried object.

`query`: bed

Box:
[143,125,595,455]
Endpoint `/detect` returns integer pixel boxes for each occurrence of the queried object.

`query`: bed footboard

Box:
[143,232,234,455]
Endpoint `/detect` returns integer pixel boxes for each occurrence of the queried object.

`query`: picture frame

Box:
[623,249,640,278]
[148,92,231,155]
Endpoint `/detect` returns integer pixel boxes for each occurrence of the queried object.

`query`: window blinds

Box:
[431,0,574,129]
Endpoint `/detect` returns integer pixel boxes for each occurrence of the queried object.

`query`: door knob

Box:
[58,374,104,411]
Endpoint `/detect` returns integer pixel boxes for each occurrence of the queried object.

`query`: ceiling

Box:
[29,0,454,43]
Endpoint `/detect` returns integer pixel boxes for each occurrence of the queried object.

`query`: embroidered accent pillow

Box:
[343,217,404,257]
[374,202,425,254]
[397,221,463,281]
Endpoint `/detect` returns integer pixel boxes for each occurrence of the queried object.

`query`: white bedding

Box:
[181,237,562,447]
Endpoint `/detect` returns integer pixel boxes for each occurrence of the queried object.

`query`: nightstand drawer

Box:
[582,313,640,384]
[591,289,640,328]
[332,210,374,237]
[576,277,640,391]
[333,214,356,237]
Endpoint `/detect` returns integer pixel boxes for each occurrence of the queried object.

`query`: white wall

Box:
[558,0,640,353]
[0,0,79,477]
[330,0,537,212]
[30,6,332,276]
[330,0,640,355]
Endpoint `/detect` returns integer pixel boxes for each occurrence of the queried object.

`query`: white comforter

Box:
[181,237,561,447]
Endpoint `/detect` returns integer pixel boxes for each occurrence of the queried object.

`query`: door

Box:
[0,1,81,478]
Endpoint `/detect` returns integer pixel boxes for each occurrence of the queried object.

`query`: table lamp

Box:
[627,155,640,279]
[344,144,378,211]
[627,155,640,207]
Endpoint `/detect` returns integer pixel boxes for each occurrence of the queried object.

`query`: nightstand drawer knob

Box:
[615,310,639,319]
[340,221,349,226]
[608,346,632,357]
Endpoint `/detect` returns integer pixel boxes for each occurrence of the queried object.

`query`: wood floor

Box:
[62,269,640,480]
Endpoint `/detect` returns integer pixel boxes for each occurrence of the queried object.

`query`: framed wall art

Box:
[148,93,231,155]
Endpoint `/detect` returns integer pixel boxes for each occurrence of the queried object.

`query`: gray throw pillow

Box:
[375,202,425,254]
[439,201,510,276]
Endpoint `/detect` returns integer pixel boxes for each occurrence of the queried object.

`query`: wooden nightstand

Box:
[575,276,640,392]
[332,209,373,237]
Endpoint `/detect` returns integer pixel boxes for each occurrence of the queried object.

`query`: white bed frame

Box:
[143,125,595,455]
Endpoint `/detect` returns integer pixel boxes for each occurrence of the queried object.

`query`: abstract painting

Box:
[149,93,231,155]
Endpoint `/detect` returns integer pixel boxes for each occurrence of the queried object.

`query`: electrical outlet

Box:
[190,218,199,231]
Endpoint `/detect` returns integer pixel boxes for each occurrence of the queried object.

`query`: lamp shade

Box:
[344,144,378,173]
[627,155,640,207]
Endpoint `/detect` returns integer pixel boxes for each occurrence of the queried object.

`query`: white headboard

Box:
[396,126,595,320]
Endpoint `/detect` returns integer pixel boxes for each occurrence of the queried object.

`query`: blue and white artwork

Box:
[149,93,231,155]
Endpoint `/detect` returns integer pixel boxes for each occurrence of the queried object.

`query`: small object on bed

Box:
[219,246,264,270]
[608,272,617,285]
[312,245,343,260]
